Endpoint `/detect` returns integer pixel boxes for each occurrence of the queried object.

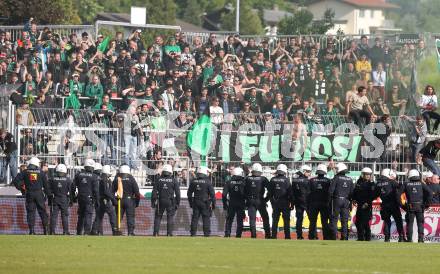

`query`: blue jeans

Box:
[102,133,116,165]
[124,135,138,169]
[0,150,17,182]
[423,158,440,175]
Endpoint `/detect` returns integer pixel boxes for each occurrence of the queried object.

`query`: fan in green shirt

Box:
[94,94,115,111]
[85,76,104,107]
[65,74,83,110]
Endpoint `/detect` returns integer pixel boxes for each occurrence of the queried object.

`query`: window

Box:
[359,28,364,34]
[359,9,365,17]
[371,10,375,18]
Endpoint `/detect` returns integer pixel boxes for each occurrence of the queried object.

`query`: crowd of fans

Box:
[0,18,437,184]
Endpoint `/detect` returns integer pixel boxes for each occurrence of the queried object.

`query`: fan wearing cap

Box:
[425,172,440,205]
[187,166,215,237]
[13,156,49,235]
[151,164,180,236]
[244,163,271,239]
[71,158,99,235]
[375,168,405,242]
[267,164,293,239]
[352,167,377,241]
[308,164,332,240]
[222,166,246,238]
[328,163,354,240]
[401,169,432,242]
[112,164,141,236]
[292,165,312,240]
[91,165,117,236]
[47,164,72,235]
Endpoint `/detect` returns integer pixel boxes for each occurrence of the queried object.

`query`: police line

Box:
[1,197,439,242]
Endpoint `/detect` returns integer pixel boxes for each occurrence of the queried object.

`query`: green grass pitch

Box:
[1,235,440,274]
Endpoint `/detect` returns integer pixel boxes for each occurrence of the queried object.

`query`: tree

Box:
[220,1,264,35]
[277,9,314,35]
[0,0,80,25]
[182,0,204,26]
[310,8,335,34]
[74,0,104,24]
[278,8,334,35]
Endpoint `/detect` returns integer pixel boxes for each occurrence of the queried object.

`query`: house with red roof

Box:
[306,0,401,34]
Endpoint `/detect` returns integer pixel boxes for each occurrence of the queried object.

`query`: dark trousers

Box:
[406,204,425,242]
[26,192,48,234]
[422,111,440,132]
[248,203,271,238]
[308,204,331,240]
[153,205,176,236]
[77,198,93,235]
[380,205,404,241]
[330,199,350,240]
[355,206,372,241]
[271,207,291,239]
[349,109,371,128]
[120,198,136,235]
[190,202,211,237]
[224,206,245,237]
[295,206,306,238]
[92,202,117,235]
[50,200,69,234]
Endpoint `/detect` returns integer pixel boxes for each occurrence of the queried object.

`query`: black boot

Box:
[29,229,35,235]
[398,235,405,242]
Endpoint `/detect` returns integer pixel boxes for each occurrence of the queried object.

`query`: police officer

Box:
[47,164,72,235]
[13,157,49,235]
[425,172,440,204]
[223,167,246,238]
[329,163,354,240]
[72,159,99,235]
[187,166,215,237]
[244,163,271,239]
[268,164,292,239]
[308,164,331,240]
[352,167,377,241]
[152,164,180,236]
[401,169,432,242]
[91,162,103,235]
[92,165,117,235]
[113,165,141,236]
[292,165,311,240]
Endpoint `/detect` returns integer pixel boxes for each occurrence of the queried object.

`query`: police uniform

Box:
[13,165,49,234]
[401,179,432,242]
[426,183,440,204]
[113,173,140,236]
[187,174,215,236]
[375,175,405,242]
[222,175,246,237]
[72,170,99,235]
[308,175,331,240]
[47,175,72,234]
[292,173,310,239]
[352,178,377,241]
[329,174,354,240]
[92,173,117,235]
[268,174,292,239]
[244,175,271,238]
[152,175,180,236]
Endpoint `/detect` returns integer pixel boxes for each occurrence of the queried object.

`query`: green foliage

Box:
[74,0,104,24]
[388,0,440,32]
[182,0,204,26]
[278,8,335,35]
[0,0,81,24]
[220,1,264,35]
[278,9,314,35]
[417,56,440,94]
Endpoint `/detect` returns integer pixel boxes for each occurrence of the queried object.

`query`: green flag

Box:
[97,37,110,52]
[186,114,212,159]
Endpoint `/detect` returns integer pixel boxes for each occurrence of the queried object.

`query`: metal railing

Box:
[0,25,94,41]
